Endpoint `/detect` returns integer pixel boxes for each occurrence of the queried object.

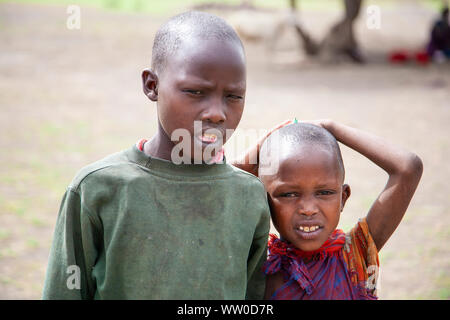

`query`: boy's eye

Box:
[317,190,335,196]
[227,94,243,100]
[183,89,202,96]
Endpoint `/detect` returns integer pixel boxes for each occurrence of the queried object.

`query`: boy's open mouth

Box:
[199,133,218,143]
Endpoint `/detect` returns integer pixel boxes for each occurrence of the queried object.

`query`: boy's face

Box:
[262,145,350,252]
[143,38,246,162]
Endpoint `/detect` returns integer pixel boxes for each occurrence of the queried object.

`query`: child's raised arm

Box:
[231,119,293,175]
[309,119,423,251]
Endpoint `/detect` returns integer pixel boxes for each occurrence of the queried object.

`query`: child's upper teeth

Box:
[299,225,319,232]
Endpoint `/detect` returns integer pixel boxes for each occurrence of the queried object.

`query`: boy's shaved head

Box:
[260,123,345,180]
[151,11,244,75]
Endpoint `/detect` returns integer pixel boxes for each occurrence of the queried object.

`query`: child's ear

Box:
[142,68,158,101]
[340,184,351,212]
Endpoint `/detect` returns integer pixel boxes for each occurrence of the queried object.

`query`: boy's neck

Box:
[143,129,174,161]
[143,124,224,164]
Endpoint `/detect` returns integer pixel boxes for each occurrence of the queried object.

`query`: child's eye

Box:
[183,89,202,96]
[317,190,335,196]
[227,94,243,100]
[280,192,298,198]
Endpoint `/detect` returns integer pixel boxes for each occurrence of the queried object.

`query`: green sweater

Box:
[42,144,270,299]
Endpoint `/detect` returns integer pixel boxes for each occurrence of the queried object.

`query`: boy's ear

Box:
[340,184,351,212]
[142,68,158,101]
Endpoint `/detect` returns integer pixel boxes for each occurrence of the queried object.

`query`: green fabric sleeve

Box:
[42,188,101,300]
[245,203,270,300]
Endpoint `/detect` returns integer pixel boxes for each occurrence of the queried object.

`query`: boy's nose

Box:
[201,102,226,124]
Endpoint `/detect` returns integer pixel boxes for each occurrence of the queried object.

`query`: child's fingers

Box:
[255,119,293,150]
[299,119,331,128]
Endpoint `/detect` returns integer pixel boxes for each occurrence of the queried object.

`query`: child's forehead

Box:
[261,144,343,186]
[280,146,340,174]
[162,38,246,83]
[170,37,244,65]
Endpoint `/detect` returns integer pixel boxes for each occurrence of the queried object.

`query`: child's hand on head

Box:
[299,119,332,129]
[231,119,293,176]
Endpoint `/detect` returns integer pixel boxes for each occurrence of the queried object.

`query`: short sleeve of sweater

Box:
[343,218,380,298]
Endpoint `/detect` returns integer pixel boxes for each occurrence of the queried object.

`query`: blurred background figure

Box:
[427,5,450,62]
[273,0,365,63]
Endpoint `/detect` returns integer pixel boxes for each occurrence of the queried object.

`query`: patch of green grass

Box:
[434,227,450,240]
[0,276,13,285]
[379,249,394,264]
[9,153,69,194]
[437,287,450,300]
[1,198,30,217]
[26,238,40,249]
[39,122,64,137]
[0,229,11,241]
[29,216,47,227]
[0,248,18,258]
[403,205,436,224]
[432,272,450,299]
[35,167,66,193]
[397,250,410,260]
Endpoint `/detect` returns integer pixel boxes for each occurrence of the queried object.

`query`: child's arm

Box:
[42,188,99,299]
[231,120,292,175]
[312,119,423,251]
[246,205,271,299]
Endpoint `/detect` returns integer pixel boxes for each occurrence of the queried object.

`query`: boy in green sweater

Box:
[42,11,270,300]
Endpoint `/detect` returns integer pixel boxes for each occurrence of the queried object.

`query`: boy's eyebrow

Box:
[176,77,215,88]
[176,77,245,92]
[225,82,246,92]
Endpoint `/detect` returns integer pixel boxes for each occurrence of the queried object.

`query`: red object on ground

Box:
[414,51,430,65]
[389,51,409,63]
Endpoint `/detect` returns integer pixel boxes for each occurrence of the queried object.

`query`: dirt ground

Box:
[0,1,449,299]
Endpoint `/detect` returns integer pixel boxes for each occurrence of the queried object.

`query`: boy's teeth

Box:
[299,226,319,233]
[201,133,217,142]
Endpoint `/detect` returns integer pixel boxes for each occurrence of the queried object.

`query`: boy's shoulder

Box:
[68,147,134,192]
[67,146,266,193]
[226,163,267,192]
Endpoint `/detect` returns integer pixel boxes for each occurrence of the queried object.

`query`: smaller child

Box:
[241,120,422,299]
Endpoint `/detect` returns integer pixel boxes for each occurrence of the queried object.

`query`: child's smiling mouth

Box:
[294,223,324,240]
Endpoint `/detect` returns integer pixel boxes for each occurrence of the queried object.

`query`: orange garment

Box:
[343,218,380,297]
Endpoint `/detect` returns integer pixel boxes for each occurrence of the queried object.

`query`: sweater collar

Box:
[125,143,234,178]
